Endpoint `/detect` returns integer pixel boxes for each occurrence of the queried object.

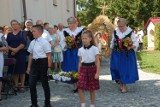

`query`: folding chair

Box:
[2,58,16,99]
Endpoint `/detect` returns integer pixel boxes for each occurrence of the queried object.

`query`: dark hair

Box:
[44,22,49,26]
[0,26,4,31]
[10,19,20,26]
[82,30,96,46]
[32,25,43,34]
[54,25,58,30]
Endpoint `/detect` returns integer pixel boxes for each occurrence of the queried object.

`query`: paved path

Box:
[0,59,160,107]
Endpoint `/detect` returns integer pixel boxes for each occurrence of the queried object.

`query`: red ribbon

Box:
[72,35,78,49]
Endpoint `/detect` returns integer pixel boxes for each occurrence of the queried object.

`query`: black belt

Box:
[82,62,95,66]
[33,58,47,61]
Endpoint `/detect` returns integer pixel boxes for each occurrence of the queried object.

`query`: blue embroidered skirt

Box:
[110,50,139,84]
[62,49,79,72]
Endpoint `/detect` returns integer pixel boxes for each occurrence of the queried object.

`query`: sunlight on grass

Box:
[136,51,160,74]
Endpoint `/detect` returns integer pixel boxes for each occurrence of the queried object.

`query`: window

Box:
[53,0,57,6]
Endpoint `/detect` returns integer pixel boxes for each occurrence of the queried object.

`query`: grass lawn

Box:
[136,50,160,74]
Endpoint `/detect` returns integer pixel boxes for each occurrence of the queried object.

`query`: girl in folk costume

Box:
[110,18,139,93]
[61,17,85,92]
[78,30,100,107]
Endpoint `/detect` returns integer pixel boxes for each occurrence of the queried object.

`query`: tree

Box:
[77,0,160,29]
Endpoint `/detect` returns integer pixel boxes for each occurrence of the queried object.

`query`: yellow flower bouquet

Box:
[123,37,133,48]
[122,37,133,56]
[65,36,74,49]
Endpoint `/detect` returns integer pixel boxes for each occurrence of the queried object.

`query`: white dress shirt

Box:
[42,29,52,42]
[27,36,51,59]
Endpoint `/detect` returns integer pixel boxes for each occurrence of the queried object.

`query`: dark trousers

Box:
[139,43,143,51]
[29,58,50,105]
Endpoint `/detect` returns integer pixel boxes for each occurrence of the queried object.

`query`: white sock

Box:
[90,104,95,107]
[81,103,85,107]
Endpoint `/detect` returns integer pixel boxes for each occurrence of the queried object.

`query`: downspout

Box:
[22,0,27,21]
[74,0,76,16]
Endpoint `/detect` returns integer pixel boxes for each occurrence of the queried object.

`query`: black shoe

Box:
[30,105,38,107]
[115,80,121,84]
[72,88,78,93]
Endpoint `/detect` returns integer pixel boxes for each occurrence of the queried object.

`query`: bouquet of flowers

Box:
[122,37,133,56]
[65,36,74,49]
[52,71,79,82]
[123,37,133,48]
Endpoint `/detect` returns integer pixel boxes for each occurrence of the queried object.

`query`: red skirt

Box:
[78,65,100,91]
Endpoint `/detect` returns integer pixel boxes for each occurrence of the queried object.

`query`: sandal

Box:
[14,87,18,95]
[20,87,25,93]
[121,89,127,93]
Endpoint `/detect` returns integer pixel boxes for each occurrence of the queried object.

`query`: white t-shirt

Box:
[137,30,144,43]
[78,45,100,63]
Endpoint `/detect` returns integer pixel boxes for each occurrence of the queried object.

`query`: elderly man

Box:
[36,20,52,44]
[110,18,139,93]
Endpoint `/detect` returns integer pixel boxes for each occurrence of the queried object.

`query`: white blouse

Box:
[60,26,84,51]
[110,27,139,51]
[78,45,100,63]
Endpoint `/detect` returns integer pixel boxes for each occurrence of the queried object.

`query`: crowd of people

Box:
[0,16,140,107]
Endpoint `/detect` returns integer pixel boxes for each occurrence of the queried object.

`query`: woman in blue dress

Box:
[7,20,26,93]
[110,18,139,93]
[61,17,85,72]
[61,17,85,92]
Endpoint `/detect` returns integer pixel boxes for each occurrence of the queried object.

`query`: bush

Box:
[155,23,160,50]
[143,35,148,49]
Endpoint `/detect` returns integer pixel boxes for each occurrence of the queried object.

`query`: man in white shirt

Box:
[36,20,52,44]
[137,28,144,51]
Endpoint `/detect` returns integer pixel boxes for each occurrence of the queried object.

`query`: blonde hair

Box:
[82,30,96,46]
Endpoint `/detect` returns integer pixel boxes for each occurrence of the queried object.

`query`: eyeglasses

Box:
[118,26,125,28]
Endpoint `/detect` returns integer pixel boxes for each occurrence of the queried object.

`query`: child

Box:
[26,25,52,107]
[78,30,100,107]
[49,25,63,72]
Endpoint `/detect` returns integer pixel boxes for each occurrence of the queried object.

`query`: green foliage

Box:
[77,0,160,28]
[154,23,160,50]
[136,51,160,74]
[77,0,103,26]
[143,35,148,49]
